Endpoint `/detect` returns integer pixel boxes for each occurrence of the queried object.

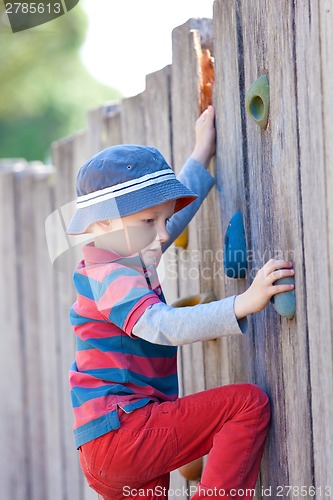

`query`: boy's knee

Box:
[252,385,270,423]
[250,383,268,401]
[244,383,270,415]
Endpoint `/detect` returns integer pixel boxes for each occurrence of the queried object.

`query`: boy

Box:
[67,106,295,499]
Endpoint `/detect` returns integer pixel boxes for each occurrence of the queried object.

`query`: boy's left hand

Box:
[190,105,216,168]
[234,259,295,319]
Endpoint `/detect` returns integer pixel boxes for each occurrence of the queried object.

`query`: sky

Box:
[80,0,214,97]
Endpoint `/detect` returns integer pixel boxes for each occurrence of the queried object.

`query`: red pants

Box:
[79,383,270,499]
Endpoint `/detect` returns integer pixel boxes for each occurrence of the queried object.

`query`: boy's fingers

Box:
[265,258,293,272]
[269,283,295,296]
[201,109,208,121]
[270,268,295,282]
[200,105,215,121]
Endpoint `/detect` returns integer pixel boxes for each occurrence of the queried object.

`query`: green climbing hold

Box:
[245,75,270,129]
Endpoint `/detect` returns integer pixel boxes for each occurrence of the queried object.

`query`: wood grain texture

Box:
[171,19,213,494]
[52,136,83,500]
[171,20,213,402]
[87,103,119,155]
[318,0,333,484]
[241,0,312,491]
[144,65,179,307]
[0,164,28,500]
[15,167,49,500]
[144,66,172,158]
[104,106,123,147]
[144,64,186,496]
[120,92,147,144]
[71,131,97,500]
[213,0,327,494]
[32,164,64,500]
[213,0,249,388]
[295,0,333,489]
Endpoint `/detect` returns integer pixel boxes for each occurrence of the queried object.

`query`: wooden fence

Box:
[1,1,332,498]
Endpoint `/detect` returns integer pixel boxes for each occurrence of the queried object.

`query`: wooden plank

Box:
[73,129,89,179]
[319,0,333,485]
[144,65,179,306]
[14,166,48,500]
[239,0,312,491]
[172,20,210,169]
[72,131,97,500]
[70,130,91,273]
[32,163,64,500]
[55,128,96,500]
[120,92,146,144]
[104,107,123,147]
[52,135,84,500]
[87,103,119,156]
[0,163,28,500]
[144,64,186,497]
[144,66,172,159]
[295,0,333,489]
[212,0,250,389]
[171,20,214,402]
[171,20,215,496]
[144,66,181,410]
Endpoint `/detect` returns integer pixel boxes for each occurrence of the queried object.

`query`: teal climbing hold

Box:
[224,211,247,279]
[270,276,296,319]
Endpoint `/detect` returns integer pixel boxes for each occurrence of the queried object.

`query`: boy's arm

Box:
[162,158,215,252]
[132,296,247,346]
[132,259,295,346]
[162,106,216,252]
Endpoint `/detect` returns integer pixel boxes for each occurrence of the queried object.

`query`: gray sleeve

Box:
[132,295,248,346]
[162,158,215,252]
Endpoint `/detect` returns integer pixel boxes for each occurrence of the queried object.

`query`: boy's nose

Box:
[156,223,170,243]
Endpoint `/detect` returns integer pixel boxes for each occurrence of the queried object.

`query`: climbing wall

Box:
[212,0,333,495]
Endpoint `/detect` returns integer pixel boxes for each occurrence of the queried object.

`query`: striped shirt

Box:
[69,243,177,448]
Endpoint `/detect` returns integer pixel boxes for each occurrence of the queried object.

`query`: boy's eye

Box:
[144,217,171,224]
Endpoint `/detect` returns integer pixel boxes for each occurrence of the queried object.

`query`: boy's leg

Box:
[147,383,270,499]
[80,383,270,499]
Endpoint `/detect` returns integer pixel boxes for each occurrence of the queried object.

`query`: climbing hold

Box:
[270,276,296,319]
[245,75,270,129]
[179,457,203,482]
[224,211,247,279]
[171,291,216,308]
[174,226,188,249]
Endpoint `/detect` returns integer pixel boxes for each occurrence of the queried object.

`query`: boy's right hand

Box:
[234,259,295,319]
[190,105,216,168]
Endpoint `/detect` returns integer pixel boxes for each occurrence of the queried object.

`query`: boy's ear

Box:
[97,219,113,230]
[92,219,114,235]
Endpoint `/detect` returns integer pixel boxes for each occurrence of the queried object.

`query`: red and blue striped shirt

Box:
[69,158,217,448]
[69,243,177,448]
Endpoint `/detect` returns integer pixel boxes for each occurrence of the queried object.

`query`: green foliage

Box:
[0,3,122,161]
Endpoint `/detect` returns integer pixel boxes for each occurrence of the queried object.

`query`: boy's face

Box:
[94,200,176,267]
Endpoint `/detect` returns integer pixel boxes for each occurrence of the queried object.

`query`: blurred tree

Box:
[0,3,122,162]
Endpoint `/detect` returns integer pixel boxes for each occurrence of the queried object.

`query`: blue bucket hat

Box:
[67,144,198,235]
